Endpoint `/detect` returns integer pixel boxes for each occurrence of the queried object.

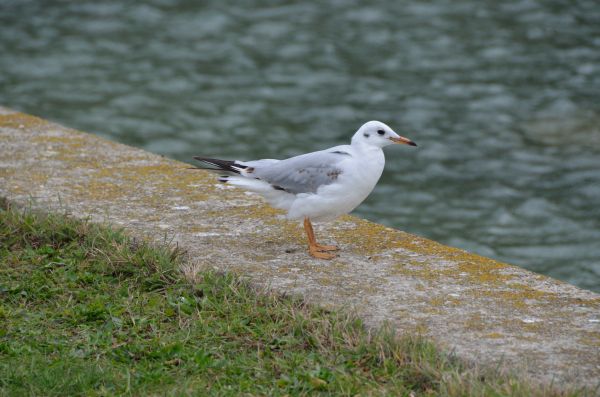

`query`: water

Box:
[1,0,599,292]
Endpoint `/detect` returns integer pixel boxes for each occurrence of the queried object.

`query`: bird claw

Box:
[309,246,337,260]
[314,244,340,252]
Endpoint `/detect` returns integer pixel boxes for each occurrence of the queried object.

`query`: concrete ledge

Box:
[1,106,599,388]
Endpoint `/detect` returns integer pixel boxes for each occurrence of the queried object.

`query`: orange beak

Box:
[389,136,417,146]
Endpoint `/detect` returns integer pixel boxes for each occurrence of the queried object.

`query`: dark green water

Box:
[1,1,599,291]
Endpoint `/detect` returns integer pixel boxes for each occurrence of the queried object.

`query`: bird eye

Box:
[377,129,385,135]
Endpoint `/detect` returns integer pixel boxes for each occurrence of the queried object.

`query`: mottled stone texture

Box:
[1,106,599,388]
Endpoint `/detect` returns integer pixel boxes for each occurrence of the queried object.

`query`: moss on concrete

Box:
[0,112,49,129]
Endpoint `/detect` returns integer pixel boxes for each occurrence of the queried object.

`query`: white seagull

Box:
[194,121,417,259]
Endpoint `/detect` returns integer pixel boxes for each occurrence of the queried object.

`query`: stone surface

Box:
[1,107,599,388]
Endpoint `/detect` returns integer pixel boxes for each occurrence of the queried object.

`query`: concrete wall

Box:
[1,106,599,388]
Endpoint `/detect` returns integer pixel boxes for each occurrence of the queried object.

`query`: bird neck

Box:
[353,141,384,155]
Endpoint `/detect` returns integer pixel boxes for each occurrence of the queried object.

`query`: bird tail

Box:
[192,157,249,175]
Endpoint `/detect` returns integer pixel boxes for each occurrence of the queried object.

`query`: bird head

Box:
[351,120,417,148]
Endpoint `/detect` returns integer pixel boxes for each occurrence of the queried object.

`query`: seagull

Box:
[193,121,417,259]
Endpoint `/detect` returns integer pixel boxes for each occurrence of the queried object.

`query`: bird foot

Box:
[309,246,337,260]
[314,244,340,252]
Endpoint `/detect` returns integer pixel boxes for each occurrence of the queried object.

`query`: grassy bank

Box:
[0,204,581,396]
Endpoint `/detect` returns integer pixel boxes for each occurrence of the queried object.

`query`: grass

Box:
[0,203,588,396]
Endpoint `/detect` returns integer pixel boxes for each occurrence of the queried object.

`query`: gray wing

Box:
[249,149,350,194]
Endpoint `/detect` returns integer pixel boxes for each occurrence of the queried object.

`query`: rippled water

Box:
[1,1,599,291]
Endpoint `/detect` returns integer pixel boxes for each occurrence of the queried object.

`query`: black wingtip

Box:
[192,157,244,174]
[193,156,218,163]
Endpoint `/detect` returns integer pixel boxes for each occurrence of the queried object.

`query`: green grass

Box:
[0,203,586,396]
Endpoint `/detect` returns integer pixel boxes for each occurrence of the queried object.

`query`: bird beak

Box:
[389,135,417,146]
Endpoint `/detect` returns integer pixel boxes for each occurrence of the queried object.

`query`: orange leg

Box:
[304,217,339,251]
[303,217,339,259]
